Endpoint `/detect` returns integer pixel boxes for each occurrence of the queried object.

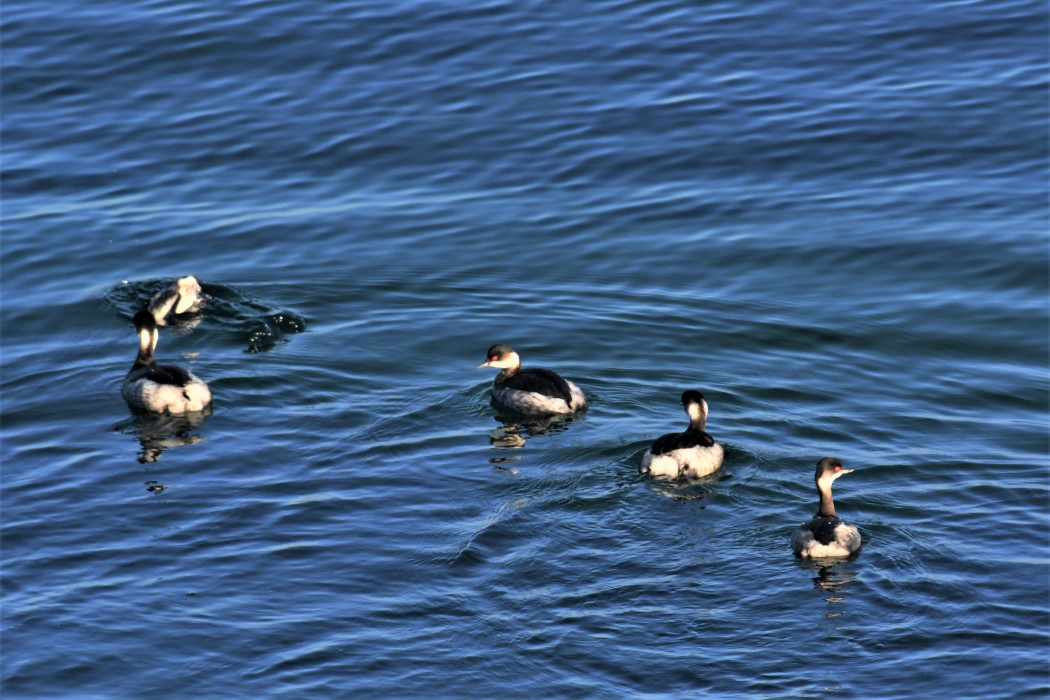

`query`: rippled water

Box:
[3,1,1048,697]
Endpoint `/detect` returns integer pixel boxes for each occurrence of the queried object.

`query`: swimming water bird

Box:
[149,275,203,325]
[476,344,587,415]
[639,390,725,478]
[122,309,212,414]
[790,457,862,558]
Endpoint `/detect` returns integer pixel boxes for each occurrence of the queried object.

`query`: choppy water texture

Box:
[3,1,1048,697]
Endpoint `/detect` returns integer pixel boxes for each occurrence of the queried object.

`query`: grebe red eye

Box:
[834,465,842,472]
[491,356,498,361]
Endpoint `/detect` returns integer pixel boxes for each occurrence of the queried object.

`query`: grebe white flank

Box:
[790,457,862,558]
[476,344,586,415]
[122,309,212,414]
[640,390,724,478]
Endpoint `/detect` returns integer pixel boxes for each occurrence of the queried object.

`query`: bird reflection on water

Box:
[485,411,580,466]
[812,564,859,602]
[797,560,860,638]
[114,408,211,465]
[642,468,722,502]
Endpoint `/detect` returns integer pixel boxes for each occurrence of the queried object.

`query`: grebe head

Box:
[815,456,854,490]
[477,344,521,370]
[681,390,709,430]
[133,308,159,330]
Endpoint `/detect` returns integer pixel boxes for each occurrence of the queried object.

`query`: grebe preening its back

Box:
[122,309,212,414]
[476,344,587,415]
[791,457,862,558]
[149,275,203,325]
[640,390,724,479]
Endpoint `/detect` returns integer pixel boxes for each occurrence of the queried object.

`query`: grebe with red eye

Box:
[791,457,862,558]
[640,390,724,479]
[476,344,587,415]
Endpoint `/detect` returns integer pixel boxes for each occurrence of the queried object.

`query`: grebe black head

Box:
[134,308,158,330]
[477,344,520,371]
[681,389,704,404]
[791,456,861,558]
[475,343,586,415]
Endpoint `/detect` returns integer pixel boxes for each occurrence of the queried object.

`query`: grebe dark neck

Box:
[814,456,853,517]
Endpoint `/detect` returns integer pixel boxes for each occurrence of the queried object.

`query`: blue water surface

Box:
[3,1,1048,698]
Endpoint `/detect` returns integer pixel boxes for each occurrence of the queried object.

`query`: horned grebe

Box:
[476,344,586,415]
[790,457,862,558]
[122,309,212,413]
[149,275,203,326]
[640,390,724,478]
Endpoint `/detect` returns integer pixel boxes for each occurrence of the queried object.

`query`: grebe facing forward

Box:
[640,390,724,478]
[476,344,586,415]
[790,457,862,558]
[122,310,212,414]
[149,275,203,326]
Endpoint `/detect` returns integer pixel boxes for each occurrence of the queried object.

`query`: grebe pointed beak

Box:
[476,360,492,369]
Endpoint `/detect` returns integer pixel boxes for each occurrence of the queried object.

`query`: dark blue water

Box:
[3,1,1048,697]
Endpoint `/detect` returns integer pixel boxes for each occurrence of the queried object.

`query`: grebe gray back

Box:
[149,275,203,326]
[476,343,587,415]
[790,457,862,558]
[640,390,725,478]
[122,309,212,414]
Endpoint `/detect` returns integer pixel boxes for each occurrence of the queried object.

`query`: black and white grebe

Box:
[640,390,724,478]
[790,457,862,558]
[122,309,212,413]
[149,275,203,326]
[476,344,587,415]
